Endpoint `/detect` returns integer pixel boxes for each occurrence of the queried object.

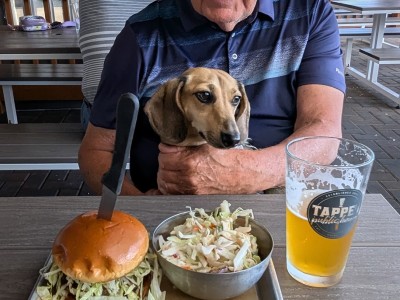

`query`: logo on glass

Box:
[307,189,362,239]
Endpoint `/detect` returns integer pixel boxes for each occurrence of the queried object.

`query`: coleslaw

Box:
[158,200,261,273]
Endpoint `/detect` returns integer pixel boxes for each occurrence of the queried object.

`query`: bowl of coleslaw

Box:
[152,200,274,300]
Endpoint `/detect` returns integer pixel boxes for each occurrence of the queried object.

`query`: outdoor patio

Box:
[1,39,400,213]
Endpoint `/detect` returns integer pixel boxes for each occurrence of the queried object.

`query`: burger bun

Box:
[52,210,149,283]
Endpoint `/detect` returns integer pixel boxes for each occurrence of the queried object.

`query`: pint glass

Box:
[285,136,374,287]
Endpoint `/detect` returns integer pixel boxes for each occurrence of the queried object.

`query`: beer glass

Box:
[285,136,374,287]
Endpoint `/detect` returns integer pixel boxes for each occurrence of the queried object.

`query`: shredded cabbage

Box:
[158,200,261,273]
[36,253,166,300]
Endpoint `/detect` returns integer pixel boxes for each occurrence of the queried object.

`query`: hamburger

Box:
[36,210,165,300]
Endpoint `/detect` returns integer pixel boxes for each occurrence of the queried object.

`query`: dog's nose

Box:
[221,132,241,148]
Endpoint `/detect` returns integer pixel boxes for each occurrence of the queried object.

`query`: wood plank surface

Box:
[0,27,79,55]
[0,123,83,164]
[331,0,400,13]
[0,123,83,133]
[0,194,399,248]
[337,16,400,24]
[0,64,83,81]
[334,8,360,16]
[0,194,399,299]
[339,27,400,37]
[0,132,83,145]
[359,48,400,62]
[272,247,400,299]
[1,246,399,300]
[0,144,80,163]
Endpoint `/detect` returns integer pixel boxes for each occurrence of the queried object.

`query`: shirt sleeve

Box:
[296,0,346,93]
[89,24,144,129]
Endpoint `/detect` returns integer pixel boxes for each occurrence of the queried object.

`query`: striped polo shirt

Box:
[90,0,346,192]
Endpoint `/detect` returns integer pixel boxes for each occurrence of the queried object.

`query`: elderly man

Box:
[79,0,345,195]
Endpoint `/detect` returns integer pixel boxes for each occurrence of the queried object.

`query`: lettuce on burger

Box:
[36,210,165,300]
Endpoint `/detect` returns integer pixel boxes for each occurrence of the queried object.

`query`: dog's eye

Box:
[195,91,213,104]
[232,95,241,106]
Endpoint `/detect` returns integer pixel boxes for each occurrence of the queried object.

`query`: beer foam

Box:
[286,151,369,219]
[304,167,364,190]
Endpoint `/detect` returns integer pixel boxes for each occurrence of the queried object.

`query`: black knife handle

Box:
[101,93,139,194]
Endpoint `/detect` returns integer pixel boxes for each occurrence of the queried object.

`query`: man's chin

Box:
[204,11,251,31]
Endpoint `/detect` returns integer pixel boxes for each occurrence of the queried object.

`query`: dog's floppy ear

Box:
[144,78,187,144]
[235,82,250,142]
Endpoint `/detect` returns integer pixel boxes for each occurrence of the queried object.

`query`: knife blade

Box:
[97,93,139,220]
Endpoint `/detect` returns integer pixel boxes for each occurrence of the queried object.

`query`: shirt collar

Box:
[259,0,275,20]
[177,0,275,32]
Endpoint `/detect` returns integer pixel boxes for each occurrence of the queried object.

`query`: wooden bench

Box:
[0,123,83,170]
[337,17,400,27]
[340,27,400,68]
[339,27,400,38]
[359,48,400,64]
[0,64,83,124]
[334,9,361,16]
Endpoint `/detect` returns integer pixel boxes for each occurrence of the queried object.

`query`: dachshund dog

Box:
[144,67,250,149]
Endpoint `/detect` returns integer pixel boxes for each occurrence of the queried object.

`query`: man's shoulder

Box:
[127,0,179,25]
[273,0,326,15]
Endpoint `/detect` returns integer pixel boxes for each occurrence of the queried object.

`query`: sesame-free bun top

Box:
[52,210,149,283]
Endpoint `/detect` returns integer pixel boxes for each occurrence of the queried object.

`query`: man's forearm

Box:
[79,149,143,195]
[243,85,344,193]
[78,124,144,196]
[243,124,341,193]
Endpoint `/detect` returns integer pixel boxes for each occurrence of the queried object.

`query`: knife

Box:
[97,93,139,220]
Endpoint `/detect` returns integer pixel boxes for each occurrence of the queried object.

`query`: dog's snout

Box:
[221,132,241,148]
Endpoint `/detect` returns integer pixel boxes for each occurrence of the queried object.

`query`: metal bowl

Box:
[151,211,274,300]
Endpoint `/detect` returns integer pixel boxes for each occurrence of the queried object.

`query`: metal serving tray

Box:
[29,256,283,300]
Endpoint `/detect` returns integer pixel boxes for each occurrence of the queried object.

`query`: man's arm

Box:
[157,84,344,194]
[79,123,156,195]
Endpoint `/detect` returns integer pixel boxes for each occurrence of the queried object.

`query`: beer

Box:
[285,136,374,287]
[286,203,356,277]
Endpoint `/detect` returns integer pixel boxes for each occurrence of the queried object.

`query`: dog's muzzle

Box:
[221,132,241,148]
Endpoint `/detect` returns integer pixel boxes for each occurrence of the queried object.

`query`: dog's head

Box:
[144,67,250,148]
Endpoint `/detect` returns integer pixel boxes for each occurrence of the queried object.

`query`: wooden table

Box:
[0,25,82,124]
[331,0,400,106]
[0,26,81,60]
[0,194,399,299]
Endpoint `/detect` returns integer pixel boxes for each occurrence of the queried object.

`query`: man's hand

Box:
[157,143,263,195]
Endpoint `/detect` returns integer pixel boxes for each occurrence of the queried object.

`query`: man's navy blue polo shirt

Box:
[90,0,346,192]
